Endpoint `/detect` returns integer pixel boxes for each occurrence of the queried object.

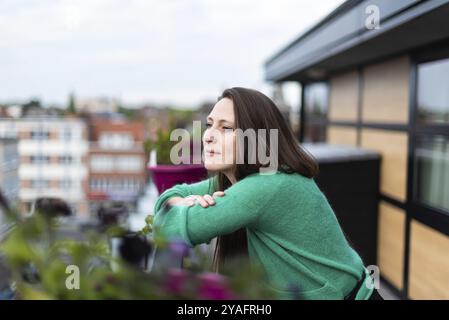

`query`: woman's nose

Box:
[203,130,215,144]
[204,135,213,144]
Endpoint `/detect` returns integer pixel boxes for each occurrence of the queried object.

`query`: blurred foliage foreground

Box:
[0,197,276,300]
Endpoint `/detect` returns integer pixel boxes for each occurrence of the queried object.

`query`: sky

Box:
[0,0,345,109]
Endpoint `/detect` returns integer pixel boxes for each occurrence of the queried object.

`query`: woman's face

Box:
[203,98,236,174]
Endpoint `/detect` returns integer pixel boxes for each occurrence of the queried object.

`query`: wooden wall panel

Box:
[378,201,405,290]
[361,129,408,201]
[409,220,449,300]
[362,56,410,123]
[327,126,358,146]
[329,70,359,122]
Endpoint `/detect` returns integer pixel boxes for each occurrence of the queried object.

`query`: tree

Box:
[67,92,76,114]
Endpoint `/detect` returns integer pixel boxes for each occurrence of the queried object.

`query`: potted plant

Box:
[144,127,207,194]
[0,194,278,300]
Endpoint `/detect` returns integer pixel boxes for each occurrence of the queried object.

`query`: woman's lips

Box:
[205,150,220,157]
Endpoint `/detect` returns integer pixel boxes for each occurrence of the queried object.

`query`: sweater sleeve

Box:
[153,177,215,214]
[153,175,278,246]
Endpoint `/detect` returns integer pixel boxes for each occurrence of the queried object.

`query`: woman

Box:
[153,87,383,300]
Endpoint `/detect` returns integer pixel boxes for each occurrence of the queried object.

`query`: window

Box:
[116,156,142,172]
[30,155,50,164]
[90,155,114,171]
[59,155,73,164]
[59,178,72,189]
[414,56,449,214]
[415,136,449,212]
[61,128,72,141]
[99,133,134,150]
[31,179,49,189]
[100,179,107,190]
[30,130,50,140]
[303,82,328,143]
[123,178,139,192]
[92,179,104,191]
[417,58,449,124]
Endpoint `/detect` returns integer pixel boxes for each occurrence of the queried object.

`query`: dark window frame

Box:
[410,43,449,234]
[300,81,329,143]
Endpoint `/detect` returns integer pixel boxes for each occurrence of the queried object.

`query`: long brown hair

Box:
[210,87,319,272]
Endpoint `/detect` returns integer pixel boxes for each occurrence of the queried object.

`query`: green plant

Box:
[0,200,278,300]
[144,128,175,165]
[67,93,76,114]
[144,108,201,166]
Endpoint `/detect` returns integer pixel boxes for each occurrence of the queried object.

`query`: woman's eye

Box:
[205,123,212,128]
[222,126,233,130]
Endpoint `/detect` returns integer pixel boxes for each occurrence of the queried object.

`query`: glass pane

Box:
[417,58,449,123]
[304,83,328,118]
[303,82,328,143]
[414,135,449,213]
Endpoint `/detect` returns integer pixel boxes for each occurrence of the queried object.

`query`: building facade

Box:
[0,138,19,234]
[76,97,119,114]
[87,118,147,214]
[0,138,19,203]
[0,118,89,217]
[266,0,449,299]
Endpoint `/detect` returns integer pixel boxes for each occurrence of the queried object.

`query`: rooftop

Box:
[265,0,449,82]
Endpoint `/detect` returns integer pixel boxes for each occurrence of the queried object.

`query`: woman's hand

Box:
[166,191,225,208]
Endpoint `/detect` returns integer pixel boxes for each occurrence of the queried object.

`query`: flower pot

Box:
[148,164,208,194]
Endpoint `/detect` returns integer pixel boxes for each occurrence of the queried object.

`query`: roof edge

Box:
[265,0,363,66]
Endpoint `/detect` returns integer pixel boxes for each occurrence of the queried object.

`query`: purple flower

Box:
[164,268,189,296]
[197,273,236,300]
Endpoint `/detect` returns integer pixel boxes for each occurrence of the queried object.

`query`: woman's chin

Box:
[204,162,229,172]
[204,163,219,171]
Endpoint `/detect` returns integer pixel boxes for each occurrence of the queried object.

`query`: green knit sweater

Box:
[153,171,374,300]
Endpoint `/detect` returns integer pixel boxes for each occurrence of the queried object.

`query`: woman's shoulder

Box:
[229,171,319,211]
[243,170,311,183]
[237,170,314,192]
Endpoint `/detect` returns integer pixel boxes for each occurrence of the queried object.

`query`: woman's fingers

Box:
[182,195,199,207]
[184,192,225,208]
[212,191,225,198]
[194,195,209,208]
[203,194,215,206]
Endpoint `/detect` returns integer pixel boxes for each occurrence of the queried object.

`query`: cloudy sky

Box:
[0,0,345,108]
